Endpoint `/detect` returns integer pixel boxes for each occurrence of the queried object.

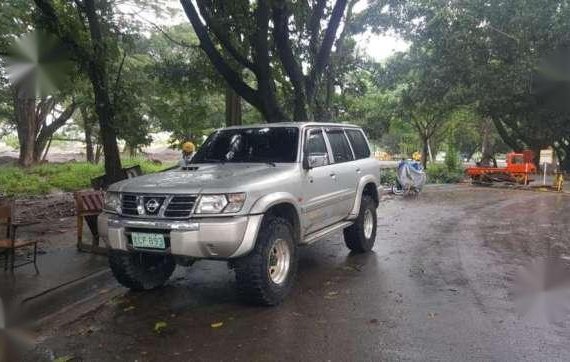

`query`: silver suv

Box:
[100,123,381,305]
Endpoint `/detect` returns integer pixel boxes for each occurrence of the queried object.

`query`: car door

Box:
[323,128,359,221]
[302,128,339,234]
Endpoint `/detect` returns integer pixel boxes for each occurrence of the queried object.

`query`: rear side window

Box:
[325,129,354,163]
[345,129,371,159]
[306,129,328,155]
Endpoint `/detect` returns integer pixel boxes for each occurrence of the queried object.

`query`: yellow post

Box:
[553,172,564,192]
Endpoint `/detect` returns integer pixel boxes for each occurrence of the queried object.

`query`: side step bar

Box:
[303,221,353,245]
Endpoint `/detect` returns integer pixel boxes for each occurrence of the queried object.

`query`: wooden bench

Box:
[73,190,105,254]
[0,203,40,274]
[75,165,143,254]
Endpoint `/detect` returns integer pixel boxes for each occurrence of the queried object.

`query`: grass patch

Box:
[426,163,465,184]
[0,159,175,197]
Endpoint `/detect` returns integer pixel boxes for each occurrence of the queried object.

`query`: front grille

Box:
[164,196,197,218]
[122,194,138,216]
[121,194,197,219]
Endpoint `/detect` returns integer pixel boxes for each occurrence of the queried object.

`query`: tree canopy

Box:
[1,0,569,174]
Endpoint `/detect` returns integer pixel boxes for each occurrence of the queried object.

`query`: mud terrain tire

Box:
[343,195,377,253]
[233,216,298,306]
[109,251,175,290]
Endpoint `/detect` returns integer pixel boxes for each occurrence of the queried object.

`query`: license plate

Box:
[131,232,166,249]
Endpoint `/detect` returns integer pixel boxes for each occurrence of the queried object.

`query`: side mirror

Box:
[303,154,329,169]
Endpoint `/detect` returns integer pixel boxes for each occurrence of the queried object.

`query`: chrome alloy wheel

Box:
[363,209,374,240]
[268,238,291,285]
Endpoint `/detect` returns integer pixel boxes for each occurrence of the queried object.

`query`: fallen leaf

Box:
[324,291,339,299]
[428,312,437,319]
[123,306,135,312]
[54,356,74,362]
[154,321,168,333]
[211,322,224,328]
[369,319,379,324]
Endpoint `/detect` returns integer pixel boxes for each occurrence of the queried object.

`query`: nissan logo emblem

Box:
[145,199,160,213]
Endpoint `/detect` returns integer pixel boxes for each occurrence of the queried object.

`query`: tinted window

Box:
[192,127,299,163]
[325,129,354,163]
[307,129,327,155]
[305,129,330,166]
[346,129,371,159]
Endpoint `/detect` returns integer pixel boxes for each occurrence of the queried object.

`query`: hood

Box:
[108,163,298,194]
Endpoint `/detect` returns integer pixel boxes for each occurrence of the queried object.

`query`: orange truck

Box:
[466,150,537,185]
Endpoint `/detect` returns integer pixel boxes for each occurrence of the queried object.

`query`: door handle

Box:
[356,168,361,173]
[329,172,337,179]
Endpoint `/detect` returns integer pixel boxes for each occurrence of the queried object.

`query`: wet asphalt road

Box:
[39,186,570,361]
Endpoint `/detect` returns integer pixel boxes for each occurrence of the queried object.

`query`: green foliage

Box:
[2,134,19,149]
[0,160,174,196]
[388,0,570,169]
[426,164,464,184]
[379,168,397,185]
[136,24,225,146]
[444,143,461,173]
[338,78,397,141]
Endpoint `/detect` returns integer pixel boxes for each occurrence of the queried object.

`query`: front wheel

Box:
[343,195,377,253]
[233,216,298,306]
[109,251,175,290]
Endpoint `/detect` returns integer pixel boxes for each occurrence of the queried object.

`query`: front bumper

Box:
[98,213,263,259]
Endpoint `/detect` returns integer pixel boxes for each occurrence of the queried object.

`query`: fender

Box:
[249,191,304,239]
[348,175,380,219]
[229,192,303,258]
[249,191,302,216]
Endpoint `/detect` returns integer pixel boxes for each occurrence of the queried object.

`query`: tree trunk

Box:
[532,145,542,171]
[225,87,242,126]
[558,144,570,173]
[181,0,348,124]
[84,109,95,163]
[561,156,570,173]
[481,118,495,165]
[421,137,429,169]
[84,0,123,182]
[492,118,523,151]
[33,138,47,163]
[14,86,37,167]
[41,136,53,162]
[95,143,102,164]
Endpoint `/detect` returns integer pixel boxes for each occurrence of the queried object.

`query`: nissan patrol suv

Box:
[100,123,381,305]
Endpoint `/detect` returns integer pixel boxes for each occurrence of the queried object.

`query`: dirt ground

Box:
[13,186,570,361]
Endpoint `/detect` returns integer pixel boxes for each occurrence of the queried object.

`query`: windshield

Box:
[192,127,299,164]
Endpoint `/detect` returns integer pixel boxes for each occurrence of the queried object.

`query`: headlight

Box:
[195,193,246,214]
[104,192,121,213]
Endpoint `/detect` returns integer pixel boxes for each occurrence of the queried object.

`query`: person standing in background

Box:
[180,141,196,167]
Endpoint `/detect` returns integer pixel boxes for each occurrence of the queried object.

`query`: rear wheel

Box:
[344,195,377,253]
[233,216,297,306]
[392,183,405,196]
[109,251,175,290]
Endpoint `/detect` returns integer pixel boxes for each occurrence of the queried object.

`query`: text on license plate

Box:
[131,232,166,249]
